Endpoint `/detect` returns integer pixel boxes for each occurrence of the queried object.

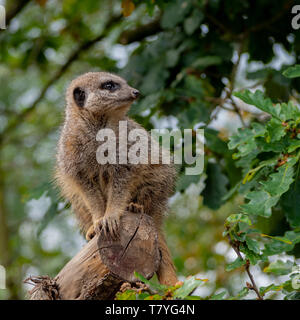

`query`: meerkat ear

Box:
[73,87,86,108]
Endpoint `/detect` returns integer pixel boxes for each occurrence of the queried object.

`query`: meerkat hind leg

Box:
[156,231,178,286]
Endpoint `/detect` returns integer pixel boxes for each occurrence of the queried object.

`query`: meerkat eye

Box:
[101,81,120,92]
[73,87,86,108]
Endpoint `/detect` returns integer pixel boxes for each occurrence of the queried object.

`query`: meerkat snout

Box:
[131,89,140,99]
[66,72,139,115]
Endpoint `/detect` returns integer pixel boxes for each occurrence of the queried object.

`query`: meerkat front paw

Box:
[94,213,120,239]
[86,225,96,241]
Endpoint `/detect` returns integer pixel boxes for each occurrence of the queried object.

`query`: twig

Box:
[5,0,30,27]
[119,16,161,44]
[1,13,121,140]
[227,235,263,300]
[227,39,247,127]
[205,1,293,41]
[238,80,265,91]
[205,12,232,35]
[230,97,246,127]
[206,39,247,127]
[241,0,293,36]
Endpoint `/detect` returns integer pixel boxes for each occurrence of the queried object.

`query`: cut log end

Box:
[27,212,161,300]
[99,213,161,282]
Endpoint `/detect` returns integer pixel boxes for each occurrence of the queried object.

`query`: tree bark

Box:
[26,212,161,300]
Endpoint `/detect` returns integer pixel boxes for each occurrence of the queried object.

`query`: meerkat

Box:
[55,72,178,286]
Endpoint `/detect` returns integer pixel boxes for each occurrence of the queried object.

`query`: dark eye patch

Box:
[101,80,120,92]
[73,87,86,108]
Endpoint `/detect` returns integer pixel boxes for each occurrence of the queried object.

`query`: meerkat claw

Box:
[93,217,104,235]
[101,214,120,239]
[86,225,96,241]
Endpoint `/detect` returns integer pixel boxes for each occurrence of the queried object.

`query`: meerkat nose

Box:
[131,89,140,99]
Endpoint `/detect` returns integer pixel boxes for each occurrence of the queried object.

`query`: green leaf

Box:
[185,295,203,300]
[245,236,260,254]
[136,292,151,300]
[184,9,204,35]
[240,243,262,265]
[37,202,58,237]
[281,179,300,228]
[225,213,252,227]
[282,65,300,78]
[228,122,265,158]
[184,75,204,96]
[165,49,180,68]
[226,257,246,272]
[173,276,205,299]
[264,260,294,275]
[242,158,297,217]
[115,290,137,300]
[259,283,283,296]
[242,157,277,184]
[202,162,228,209]
[284,291,300,300]
[256,138,285,153]
[288,140,300,153]
[144,294,163,300]
[176,174,201,192]
[228,128,257,158]
[263,231,300,256]
[260,158,297,196]
[266,118,286,143]
[129,92,161,116]
[241,190,279,217]
[133,272,166,294]
[205,128,229,155]
[191,56,222,69]
[228,287,250,300]
[279,101,300,121]
[234,90,282,120]
[210,291,227,300]
[161,0,191,29]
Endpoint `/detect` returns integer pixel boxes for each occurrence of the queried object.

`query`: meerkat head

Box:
[66,72,140,117]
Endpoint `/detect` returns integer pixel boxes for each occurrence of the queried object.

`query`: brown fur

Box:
[55,72,177,285]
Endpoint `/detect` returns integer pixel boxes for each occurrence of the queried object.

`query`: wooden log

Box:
[26,212,161,300]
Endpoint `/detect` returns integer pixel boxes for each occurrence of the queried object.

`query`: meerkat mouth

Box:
[119,96,136,102]
[113,97,136,107]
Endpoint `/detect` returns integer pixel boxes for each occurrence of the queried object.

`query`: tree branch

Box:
[206,39,246,127]
[227,235,263,300]
[1,14,120,140]
[227,39,247,127]
[205,1,293,41]
[242,0,293,36]
[119,16,161,45]
[0,15,162,143]
[26,213,161,300]
[205,12,232,36]
[5,0,30,26]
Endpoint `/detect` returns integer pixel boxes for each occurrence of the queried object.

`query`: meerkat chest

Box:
[59,126,98,176]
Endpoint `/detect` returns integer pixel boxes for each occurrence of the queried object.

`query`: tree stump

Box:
[26,212,161,300]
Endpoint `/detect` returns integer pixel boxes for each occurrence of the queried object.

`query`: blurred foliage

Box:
[0,0,300,300]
